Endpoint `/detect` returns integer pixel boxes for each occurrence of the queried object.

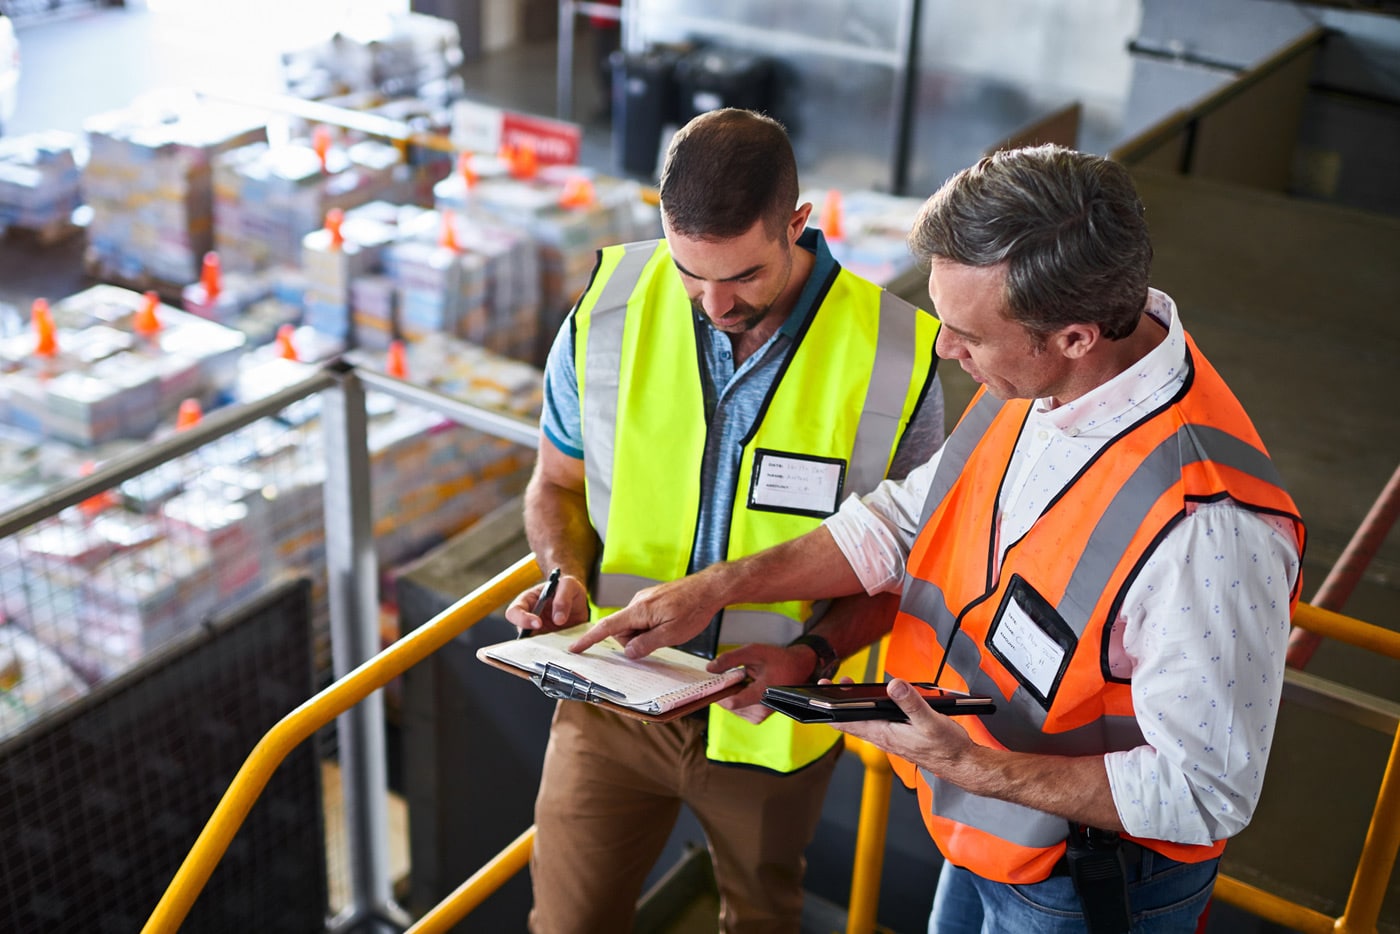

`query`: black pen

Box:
[519,567,561,639]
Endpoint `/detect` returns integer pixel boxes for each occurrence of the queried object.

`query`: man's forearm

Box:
[698,526,866,611]
[807,591,901,664]
[573,524,869,655]
[956,746,1123,833]
[523,474,597,582]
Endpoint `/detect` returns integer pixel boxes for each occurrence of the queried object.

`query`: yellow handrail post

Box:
[846,735,894,934]
[142,555,542,934]
[1336,725,1400,934]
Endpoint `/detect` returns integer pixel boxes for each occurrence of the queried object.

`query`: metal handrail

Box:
[141,555,543,933]
[1288,461,1400,669]
[144,578,1400,934]
[845,735,894,934]
[1109,25,1327,168]
[0,368,338,539]
[1216,601,1400,934]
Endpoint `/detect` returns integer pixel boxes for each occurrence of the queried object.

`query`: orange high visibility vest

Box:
[887,330,1305,884]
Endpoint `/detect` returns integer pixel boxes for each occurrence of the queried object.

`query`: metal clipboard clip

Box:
[532,662,627,705]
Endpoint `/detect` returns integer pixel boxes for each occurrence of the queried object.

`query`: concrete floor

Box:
[4,5,1399,933]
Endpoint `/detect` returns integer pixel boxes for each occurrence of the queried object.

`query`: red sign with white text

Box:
[499,111,582,166]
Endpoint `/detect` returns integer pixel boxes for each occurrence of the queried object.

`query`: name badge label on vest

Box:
[987,574,1077,709]
[748,449,846,519]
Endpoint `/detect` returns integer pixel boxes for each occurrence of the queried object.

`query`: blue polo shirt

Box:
[541,227,943,574]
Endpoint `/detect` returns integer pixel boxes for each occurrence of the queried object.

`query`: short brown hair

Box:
[659,108,798,242]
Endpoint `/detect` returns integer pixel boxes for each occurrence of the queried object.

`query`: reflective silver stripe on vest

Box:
[1058,423,1286,642]
[595,572,805,646]
[847,290,922,496]
[923,773,1068,848]
[718,608,804,647]
[593,571,664,609]
[581,242,660,543]
[917,392,1002,529]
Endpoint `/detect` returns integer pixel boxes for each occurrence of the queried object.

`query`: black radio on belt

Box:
[1065,823,1132,934]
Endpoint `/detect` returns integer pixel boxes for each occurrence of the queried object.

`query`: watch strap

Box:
[787,632,839,682]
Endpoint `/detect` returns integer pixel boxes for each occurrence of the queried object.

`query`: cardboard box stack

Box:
[301,206,399,343]
[434,163,659,362]
[0,286,246,446]
[81,93,268,286]
[212,136,408,274]
[279,11,466,107]
[382,206,543,362]
[0,131,83,238]
[355,336,542,567]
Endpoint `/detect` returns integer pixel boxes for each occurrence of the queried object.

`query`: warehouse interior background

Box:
[1,0,1398,932]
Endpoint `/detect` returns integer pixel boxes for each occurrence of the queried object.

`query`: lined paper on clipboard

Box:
[477,624,745,715]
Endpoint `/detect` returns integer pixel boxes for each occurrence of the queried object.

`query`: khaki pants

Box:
[528,700,842,934]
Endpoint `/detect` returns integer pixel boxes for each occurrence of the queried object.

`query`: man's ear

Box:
[790,202,813,241]
[1054,323,1101,359]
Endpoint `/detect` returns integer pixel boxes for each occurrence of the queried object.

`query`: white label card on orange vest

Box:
[747,449,847,519]
[990,592,1068,699]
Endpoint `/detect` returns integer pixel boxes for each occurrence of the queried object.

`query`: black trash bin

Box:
[674,47,776,123]
[610,46,682,178]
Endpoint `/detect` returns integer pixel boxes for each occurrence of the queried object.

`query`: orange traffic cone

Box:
[439,208,461,253]
[313,124,333,172]
[200,251,222,302]
[507,139,537,180]
[820,189,845,241]
[176,398,203,430]
[325,207,345,250]
[386,339,408,379]
[458,151,478,190]
[32,298,57,358]
[78,460,116,516]
[133,290,162,337]
[559,175,596,209]
[276,324,299,361]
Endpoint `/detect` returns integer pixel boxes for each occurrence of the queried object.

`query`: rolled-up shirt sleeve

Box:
[823,449,944,595]
[1105,503,1301,844]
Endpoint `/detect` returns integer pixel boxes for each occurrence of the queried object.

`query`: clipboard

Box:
[476,625,747,724]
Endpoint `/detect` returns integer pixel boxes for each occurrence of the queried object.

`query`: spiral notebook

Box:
[477,624,746,721]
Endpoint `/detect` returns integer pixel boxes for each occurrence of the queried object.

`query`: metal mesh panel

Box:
[1,327,544,923]
[1,414,327,730]
[0,405,339,924]
[0,577,324,933]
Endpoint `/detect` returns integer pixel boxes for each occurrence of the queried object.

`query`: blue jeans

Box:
[929,849,1219,934]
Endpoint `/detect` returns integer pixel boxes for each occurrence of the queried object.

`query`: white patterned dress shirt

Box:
[824,289,1302,844]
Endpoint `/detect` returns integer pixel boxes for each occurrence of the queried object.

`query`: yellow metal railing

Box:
[142,555,543,934]
[1211,602,1400,934]
[150,581,1400,934]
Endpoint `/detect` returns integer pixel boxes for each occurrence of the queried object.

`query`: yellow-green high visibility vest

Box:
[574,238,940,772]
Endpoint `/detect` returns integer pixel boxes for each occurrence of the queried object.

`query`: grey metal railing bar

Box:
[0,368,338,539]
[354,367,540,448]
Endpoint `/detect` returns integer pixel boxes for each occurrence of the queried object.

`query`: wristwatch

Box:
[788,633,839,683]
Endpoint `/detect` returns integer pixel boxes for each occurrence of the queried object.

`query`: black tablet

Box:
[761,682,996,723]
